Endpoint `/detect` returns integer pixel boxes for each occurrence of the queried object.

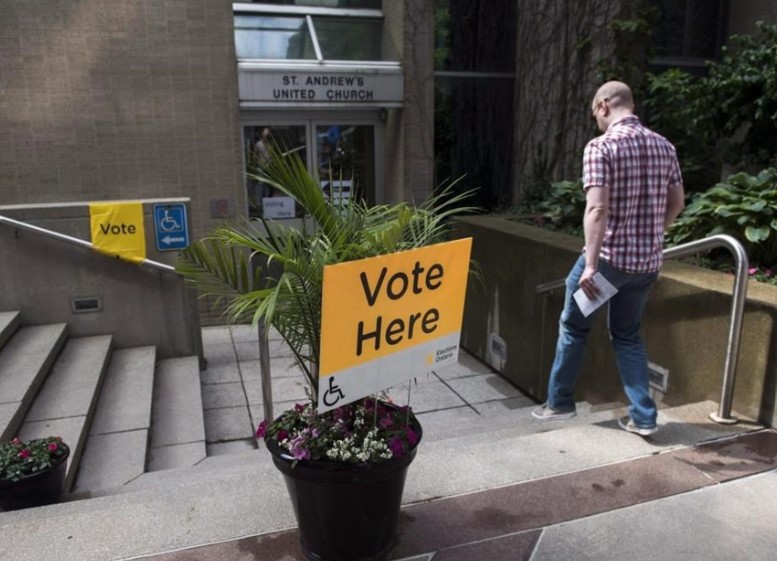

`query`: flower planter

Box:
[0,443,70,511]
[266,419,422,561]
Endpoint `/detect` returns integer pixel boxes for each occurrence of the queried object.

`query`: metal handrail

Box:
[0,214,176,273]
[536,234,749,424]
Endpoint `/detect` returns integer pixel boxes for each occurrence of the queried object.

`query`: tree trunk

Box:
[512,0,627,204]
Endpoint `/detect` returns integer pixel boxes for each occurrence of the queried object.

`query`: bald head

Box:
[593,81,634,111]
[590,81,634,131]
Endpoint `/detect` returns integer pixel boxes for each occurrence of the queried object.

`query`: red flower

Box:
[406,427,419,446]
[47,442,59,452]
[18,448,31,459]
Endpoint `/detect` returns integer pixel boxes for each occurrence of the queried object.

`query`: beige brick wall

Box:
[0,0,245,240]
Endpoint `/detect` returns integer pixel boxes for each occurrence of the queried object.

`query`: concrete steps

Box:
[0,399,763,561]
[406,399,761,503]
[0,322,68,441]
[73,347,157,494]
[147,356,206,472]
[0,310,21,349]
[0,312,208,506]
[18,335,113,492]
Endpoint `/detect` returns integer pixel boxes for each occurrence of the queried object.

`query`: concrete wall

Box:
[0,0,245,242]
[728,0,777,37]
[455,216,777,427]
[0,203,203,362]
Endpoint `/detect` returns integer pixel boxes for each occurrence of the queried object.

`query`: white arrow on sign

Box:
[161,235,185,245]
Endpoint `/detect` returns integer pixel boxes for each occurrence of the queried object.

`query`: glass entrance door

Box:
[242,113,381,218]
[315,123,376,207]
[243,123,307,218]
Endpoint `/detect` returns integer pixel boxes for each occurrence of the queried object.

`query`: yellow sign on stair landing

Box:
[318,237,472,413]
[89,202,146,264]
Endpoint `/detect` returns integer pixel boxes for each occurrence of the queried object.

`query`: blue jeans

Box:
[546,254,659,427]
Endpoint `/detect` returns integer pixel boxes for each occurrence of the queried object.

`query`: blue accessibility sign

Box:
[153,203,189,252]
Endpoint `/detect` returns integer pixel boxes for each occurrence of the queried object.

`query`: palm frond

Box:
[179,145,479,402]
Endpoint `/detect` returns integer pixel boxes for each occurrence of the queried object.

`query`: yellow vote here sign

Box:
[318,237,472,412]
[89,202,146,264]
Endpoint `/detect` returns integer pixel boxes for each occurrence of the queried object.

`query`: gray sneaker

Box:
[531,403,576,421]
[618,416,658,436]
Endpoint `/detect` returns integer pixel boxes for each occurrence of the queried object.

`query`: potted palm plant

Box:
[177,146,474,561]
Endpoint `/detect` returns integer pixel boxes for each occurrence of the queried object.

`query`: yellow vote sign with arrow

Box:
[88,202,146,264]
[318,237,472,413]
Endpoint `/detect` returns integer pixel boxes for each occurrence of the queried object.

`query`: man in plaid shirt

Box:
[532,81,686,436]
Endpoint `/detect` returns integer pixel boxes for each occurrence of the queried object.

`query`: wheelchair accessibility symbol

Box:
[153,203,189,251]
[158,210,181,232]
[322,377,345,407]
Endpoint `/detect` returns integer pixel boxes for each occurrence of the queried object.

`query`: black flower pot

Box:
[266,420,422,561]
[0,444,70,511]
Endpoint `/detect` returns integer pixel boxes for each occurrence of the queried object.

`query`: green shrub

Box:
[666,168,777,266]
[644,69,718,193]
[645,22,777,192]
[519,180,585,236]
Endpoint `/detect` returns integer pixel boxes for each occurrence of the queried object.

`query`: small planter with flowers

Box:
[0,436,70,510]
[178,145,474,561]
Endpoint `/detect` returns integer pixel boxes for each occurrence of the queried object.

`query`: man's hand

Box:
[579,265,601,300]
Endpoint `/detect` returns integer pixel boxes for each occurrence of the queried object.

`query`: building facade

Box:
[0,1,435,240]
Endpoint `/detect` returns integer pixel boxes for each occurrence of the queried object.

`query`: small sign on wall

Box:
[263,197,296,219]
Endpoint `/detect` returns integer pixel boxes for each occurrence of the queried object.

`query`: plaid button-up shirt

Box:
[583,115,683,273]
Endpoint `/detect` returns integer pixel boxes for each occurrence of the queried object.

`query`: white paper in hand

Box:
[573,272,618,317]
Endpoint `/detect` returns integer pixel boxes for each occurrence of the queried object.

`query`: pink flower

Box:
[388,437,405,458]
[18,449,30,459]
[255,420,267,438]
[291,446,311,461]
[47,442,58,452]
[294,403,306,413]
[406,427,419,446]
[11,437,20,446]
[749,267,758,275]
[378,417,394,429]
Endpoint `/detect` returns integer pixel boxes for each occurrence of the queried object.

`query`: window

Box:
[652,0,727,69]
[249,1,380,8]
[234,3,394,62]
[234,16,315,59]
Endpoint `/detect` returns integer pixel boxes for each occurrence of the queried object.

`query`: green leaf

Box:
[745,225,771,242]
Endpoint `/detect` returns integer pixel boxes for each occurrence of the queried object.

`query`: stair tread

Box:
[101,400,761,500]
[90,346,156,435]
[25,335,113,422]
[73,430,149,494]
[405,400,762,503]
[148,356,206,471]
[0,311,20,349]
[19,415,87,493]
[0,323,68,441]
[71,346,157,495]
[417,399,619,443]
[18,335,113,492]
